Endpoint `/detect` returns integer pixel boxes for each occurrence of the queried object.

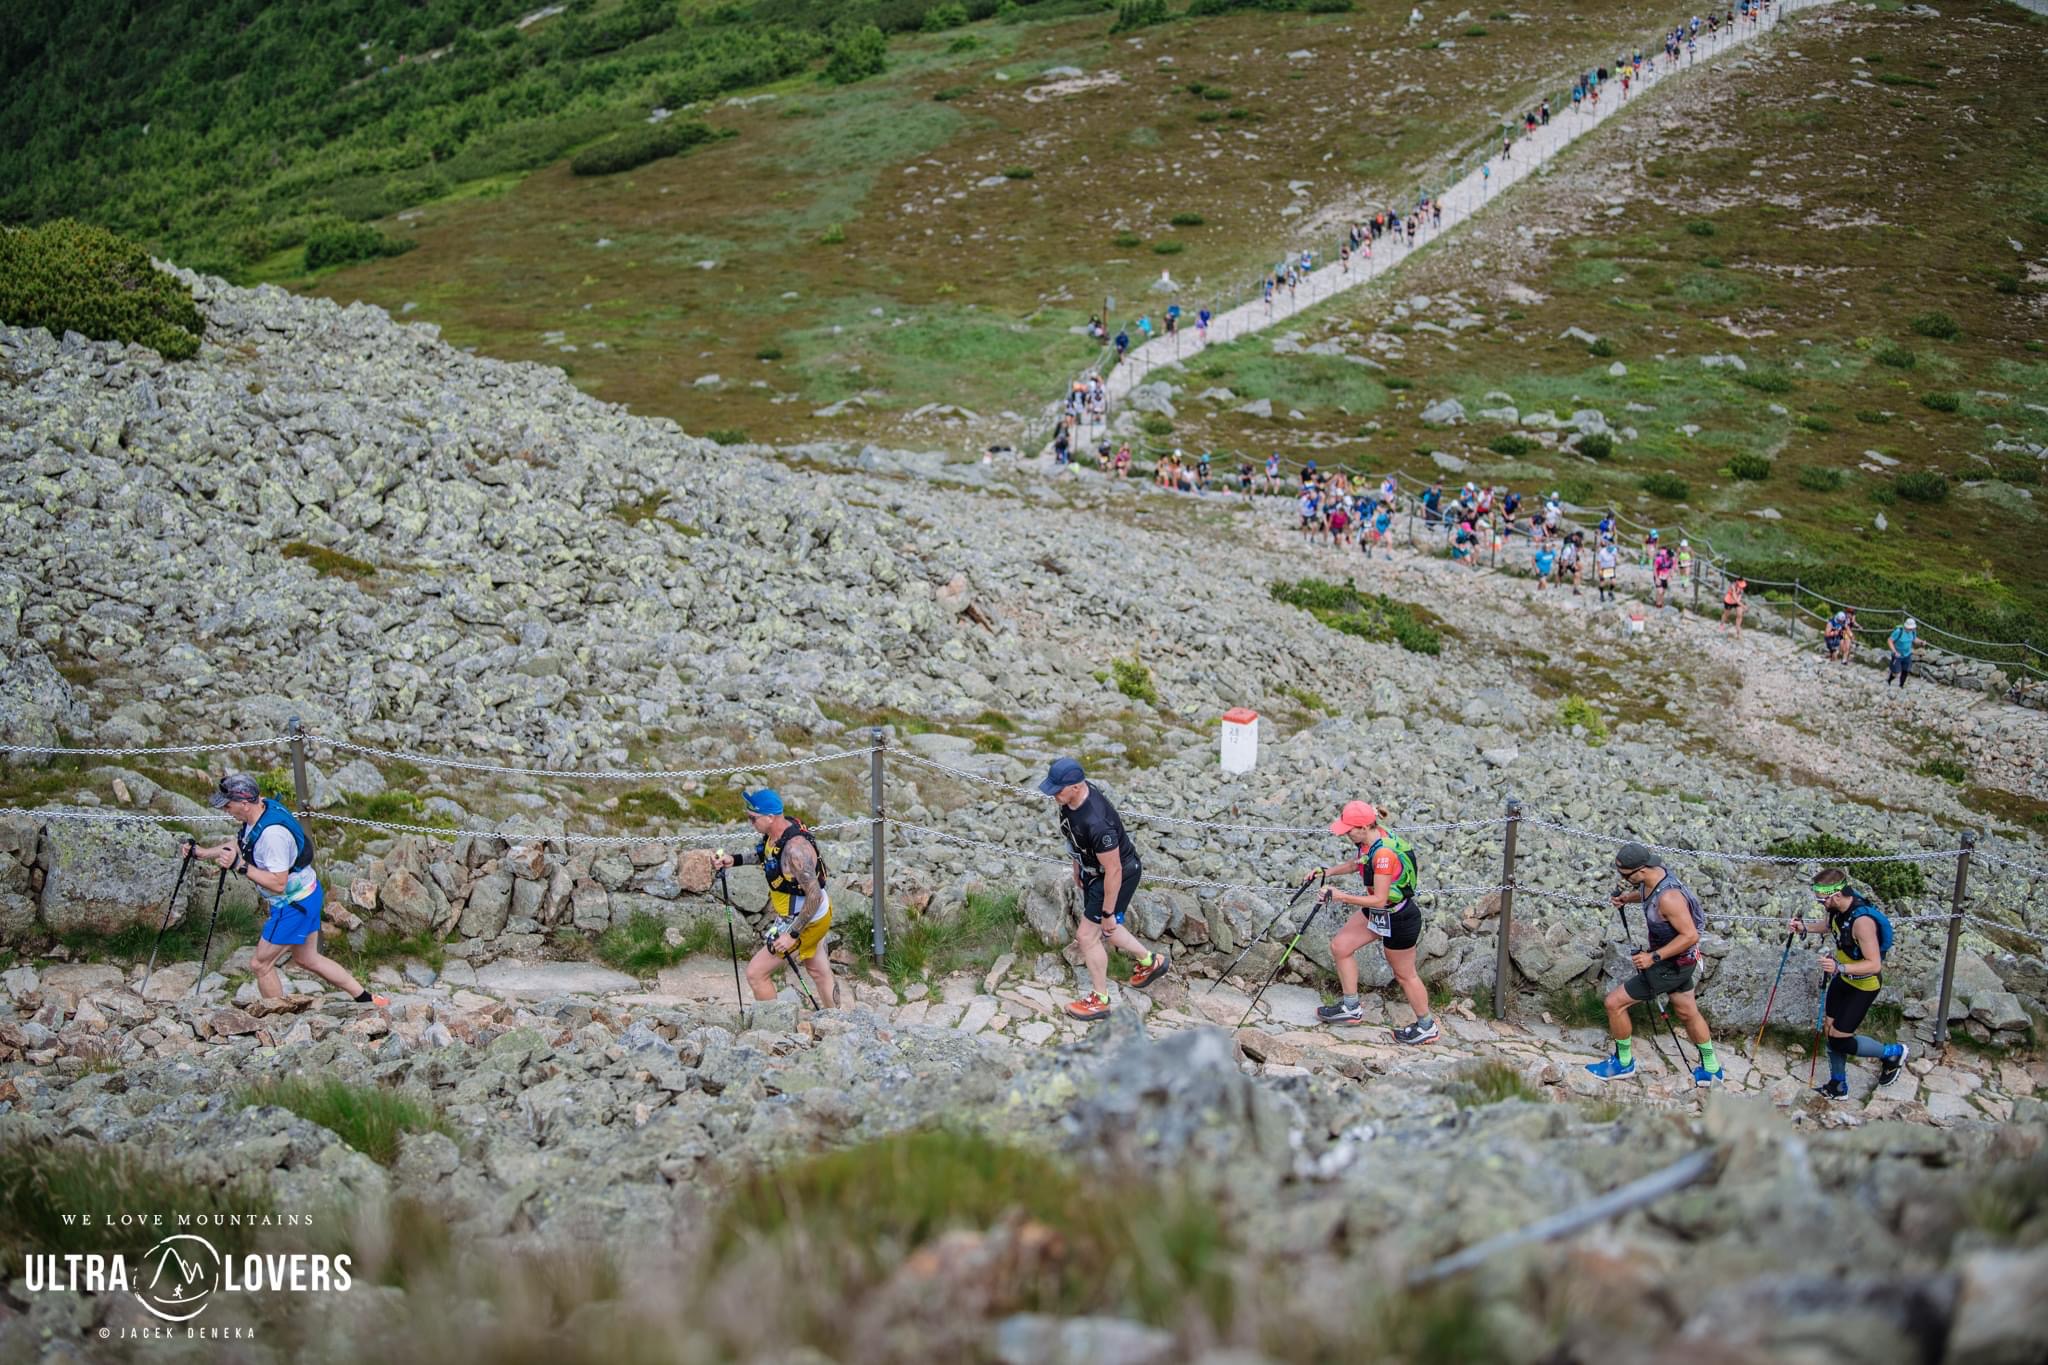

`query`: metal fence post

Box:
[288,715,310,810]
[869,727,888,964]
[1493,797,1522,1019]
[1692,561,1701,615]
[1933,831,1974,1046]
[1788,580,1799,640]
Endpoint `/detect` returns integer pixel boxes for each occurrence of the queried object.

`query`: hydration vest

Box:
[1361,833,1419,912]
[1831,894,1892,990]
[1643,871,1706,964]
[758,817,827,922]
[238,799,316,907]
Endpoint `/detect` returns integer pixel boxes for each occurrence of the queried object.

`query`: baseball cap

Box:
[1038,757,1086,796]
[209,773,261,809]
[1329,800,1380,836]
[743,789,784,817]
[1614,841,1655,871]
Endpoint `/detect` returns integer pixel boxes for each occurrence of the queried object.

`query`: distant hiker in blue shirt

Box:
[1887,617,1917,687]
[1114,327,1130,360]
[1533,543,1556,588]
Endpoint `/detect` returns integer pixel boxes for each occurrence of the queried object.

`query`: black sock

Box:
[354,990,373,1003]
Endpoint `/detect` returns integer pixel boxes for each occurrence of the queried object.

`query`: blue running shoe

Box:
[1692,1064,1726,1087]
[1586,1053,1636,1081]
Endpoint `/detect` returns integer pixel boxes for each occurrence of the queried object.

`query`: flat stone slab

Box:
[473,960,641,998]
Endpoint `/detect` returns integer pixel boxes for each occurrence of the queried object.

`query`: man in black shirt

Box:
[1039,757,1170,1020]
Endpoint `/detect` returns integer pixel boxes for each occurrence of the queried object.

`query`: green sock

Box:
[1615,1038,1633,1066]
[1696,1040,1719,1071]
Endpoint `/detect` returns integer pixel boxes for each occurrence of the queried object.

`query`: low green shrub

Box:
[921,2,970,31]
[303,221,416,271]
[1152,240,1184,255]
[1576,433,1614,461]
[1170,211,1205,227]
[1728,453,1772,481]
[1766,833,1925,903]
[755,344,784,361]
[706,428,749,446]
[1449,1060,1539,1107]
[1269,579,1443,655]
[1798,414,1833,433]
[1589,336,1616,358]
[281,541,376,579]
[1002,166,1035,179]
[1920,391,1960,413]
[823,24,888,83]
[1797,465,1846,492]
[1640,472,1689,500]
[1558,695,1608,746]
[1383,376,1413,391]
[1736,367,1794,395]
[1113,231,1143,248]
[570,119,726,176]
[1909,310,1959,340]
[0,219,204,359]
[1919,757,1968,785]
[1873,341,1917,369]
[1894,470,1949,504]
[1489,433,1533,456]
[1111,657,1158,703]
[1685,218,1716,237]
[1111,0,1170,31]
[1139,413,1174,436]
[1855,408,1891,424]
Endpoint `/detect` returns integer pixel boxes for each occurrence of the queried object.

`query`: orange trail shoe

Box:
[1129,951,1170,989]
[1065,993,1112,1022]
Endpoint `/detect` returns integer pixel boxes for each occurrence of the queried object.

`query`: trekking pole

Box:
[1807,967,1828,1087]
[716,867,745,1009]
[1748,929,1797,1057]
[190,866,229,998]
[773,926,822,1012]
[140,843,198,1000]
[1238,889,1334,1030]
[1209,870,1323,993]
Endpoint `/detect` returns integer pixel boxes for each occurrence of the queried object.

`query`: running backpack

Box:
[1844,897,1894,960]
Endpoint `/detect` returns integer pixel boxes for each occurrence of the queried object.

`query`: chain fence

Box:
[7,708,2044,1041]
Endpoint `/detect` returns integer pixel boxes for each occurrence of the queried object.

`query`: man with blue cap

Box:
[1041,757,1168,1021]
[713,788,836,1009]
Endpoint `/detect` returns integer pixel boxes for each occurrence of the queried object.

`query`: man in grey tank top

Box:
[1586,842,1726,1086]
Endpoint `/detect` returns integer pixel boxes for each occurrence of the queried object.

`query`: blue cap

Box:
[1038,758,1085,796]
[743,789,783,816]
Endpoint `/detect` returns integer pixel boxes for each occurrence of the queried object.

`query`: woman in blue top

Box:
[1887,617,1917,688]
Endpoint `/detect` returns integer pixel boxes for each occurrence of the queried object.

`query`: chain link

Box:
[0,805,229,827]
[299,809,877,847]
[311,734,877,782]
[886,750,1507,838]
[1976,851,2048,882]
[1518,814,1970,866]
[0,736,296,759]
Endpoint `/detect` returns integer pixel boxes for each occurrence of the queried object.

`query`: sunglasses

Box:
[1811,886,1846,901]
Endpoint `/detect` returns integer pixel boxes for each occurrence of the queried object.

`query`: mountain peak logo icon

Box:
[136,1234,222,1322]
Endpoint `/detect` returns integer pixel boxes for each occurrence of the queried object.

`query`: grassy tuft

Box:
[596,912,720,976]
[1894,470,1949,504]
[1545,983,1611,1029]
[1909,310,1959,340]
[1640,472,1689,501]
[1728,453,1772,482]
[1919,391,1959,413]
[871,889,1050,986]
[282,541,376,579]
[1798,465,1846,492]
[238,1077,452,1168]
[1449,1059,1541,1107]
[710,1127,1230,1329]
[0,1139,268,1275]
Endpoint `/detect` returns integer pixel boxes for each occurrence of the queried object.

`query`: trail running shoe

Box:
[1129,951,1170,989]
[1065,993,1112,1022]
[1692,1064,1726,1087]
[1877,1043,1909,1088]
[1315,1000,1364,1025]
[1813,1078,1850,1100]
[1586,1052,1636,1081]
[1393,1018,1440,1046]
